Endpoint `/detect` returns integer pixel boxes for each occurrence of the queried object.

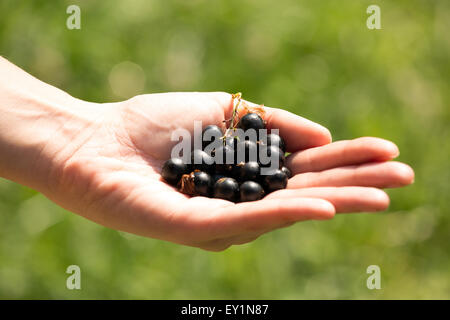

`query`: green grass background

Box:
[0,0,449,299]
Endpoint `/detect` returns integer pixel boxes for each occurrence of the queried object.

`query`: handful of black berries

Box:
[161,93,292,202]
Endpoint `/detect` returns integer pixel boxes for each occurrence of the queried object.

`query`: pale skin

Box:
[0,57,414,251]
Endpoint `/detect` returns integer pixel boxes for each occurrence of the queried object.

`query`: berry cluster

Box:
[161,95,292,202]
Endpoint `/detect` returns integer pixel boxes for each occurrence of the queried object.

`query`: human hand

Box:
[0,58,413,250]
[34,92,413,251]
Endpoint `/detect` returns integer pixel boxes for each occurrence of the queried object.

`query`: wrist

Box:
[0,75,107,193]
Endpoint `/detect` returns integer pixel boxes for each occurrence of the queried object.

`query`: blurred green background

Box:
[0,0,449,299]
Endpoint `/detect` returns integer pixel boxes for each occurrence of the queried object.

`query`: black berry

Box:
[213,177,239,202]
[238,113,266,131]
[263,169,288,193]
[240,181,265,202]
[161,158,188,186]
[239,161,260,181]
[192,171,212,197]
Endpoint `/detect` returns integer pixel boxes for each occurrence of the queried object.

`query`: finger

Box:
[266,187,390,213]
[263,106,332,151]
[288,161,415,189]
[210,198,335,237]
[286,137,400,174]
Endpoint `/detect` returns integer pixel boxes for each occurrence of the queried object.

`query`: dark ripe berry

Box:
[213,177,239,202]
[266,133,286,153]
[281,166,292,179]
[192,171,212,197]
[236,140,258,163]
[214,144,235,173]
[238,113,266,131]
[202,125,223,150]
[239,161,260,181]
[263,169,288,193]
[191,149,214,173]
[161,158,188,185]
[259,145,285,168]
[179,170,212,197]
[240,181,265,202]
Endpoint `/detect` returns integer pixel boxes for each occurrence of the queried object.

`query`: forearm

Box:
[0,57,99,192]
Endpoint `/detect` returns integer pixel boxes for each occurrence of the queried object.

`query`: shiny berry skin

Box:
[202,125,223,150]
[281,166,292,179]
[239,161,260,181]
[263,169,288,193]
[191,149,214,173]
[161,158,188,185]
[192,171,213,197]
[240,181,265,202]
[266,133,286,153]
[259,145,285,168]
[213,177,239,202]
[238,113,266,131]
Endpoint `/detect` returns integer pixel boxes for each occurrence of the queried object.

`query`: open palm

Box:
[46,92,414,251]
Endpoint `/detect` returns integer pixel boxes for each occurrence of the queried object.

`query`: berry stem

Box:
[222,92,242,143]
